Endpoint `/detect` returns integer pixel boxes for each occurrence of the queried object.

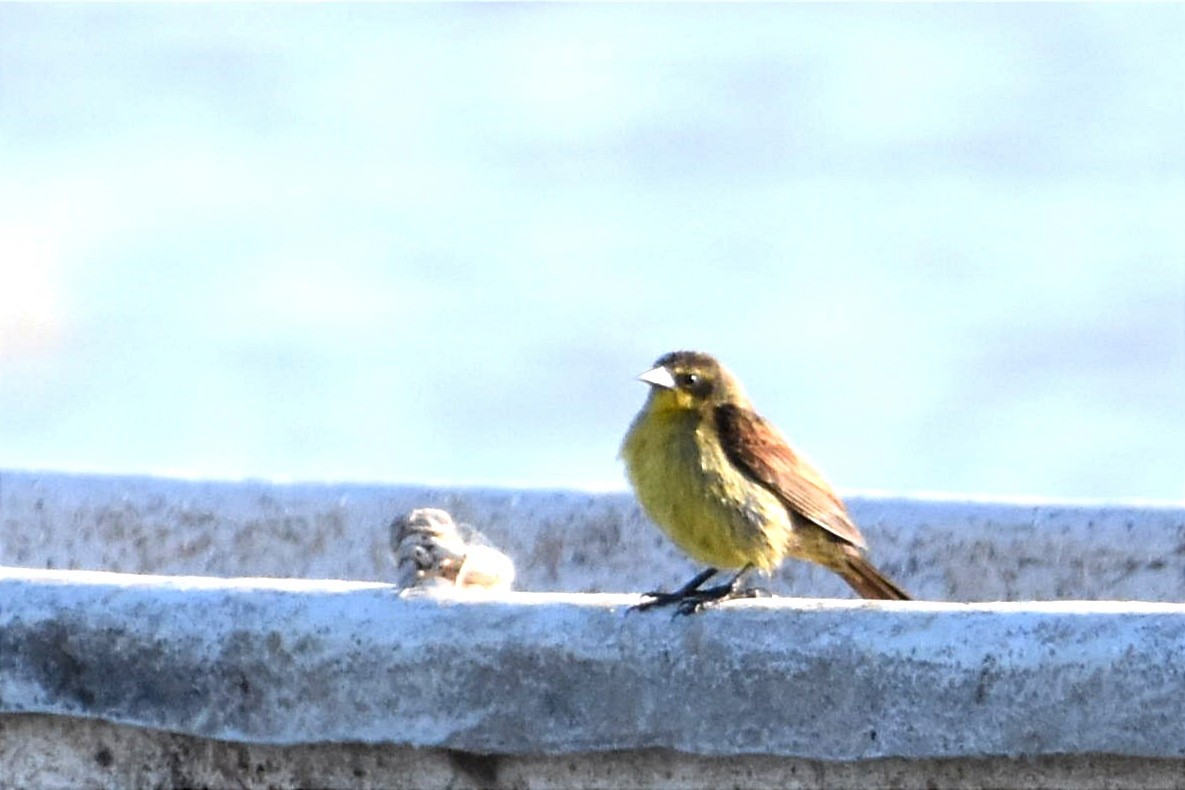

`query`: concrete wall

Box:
[7,714,1185,790]
[3,469,1185,789]
[4,469,1185,600]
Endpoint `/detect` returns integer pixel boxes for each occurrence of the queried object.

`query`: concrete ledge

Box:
[4,471,1185,787]
[4,469,1185,600]
[4,567,1185,762]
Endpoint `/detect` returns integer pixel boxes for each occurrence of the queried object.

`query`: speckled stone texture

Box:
[3,470,1185,788]
[5,714,1185,790]
[3,469,1184,600]
[3,568,1185,761]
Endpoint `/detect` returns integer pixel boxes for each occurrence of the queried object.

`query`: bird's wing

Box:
[714,403,867,550]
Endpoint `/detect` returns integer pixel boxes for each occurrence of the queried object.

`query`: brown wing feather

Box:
[715,403,867,550]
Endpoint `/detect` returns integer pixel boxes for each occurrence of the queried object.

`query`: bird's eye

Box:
[679,372,700,389]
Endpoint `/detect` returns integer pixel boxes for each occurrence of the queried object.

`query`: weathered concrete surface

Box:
[3,469,1184,601]
[4,714,1185,790]
[4,567,1185,762]
[5,471,1185,788]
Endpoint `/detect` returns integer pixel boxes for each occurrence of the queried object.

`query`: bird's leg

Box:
[631,567,718,612]
[633,565,765,615]
[670,565,764,615]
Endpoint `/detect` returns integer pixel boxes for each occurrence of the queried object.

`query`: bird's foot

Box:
[632,566,765,616]
[631,567,718,614]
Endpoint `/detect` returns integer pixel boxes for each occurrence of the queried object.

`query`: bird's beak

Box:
[637,365,676,389]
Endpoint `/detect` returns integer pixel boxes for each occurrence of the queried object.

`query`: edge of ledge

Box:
[8,566,1185,614]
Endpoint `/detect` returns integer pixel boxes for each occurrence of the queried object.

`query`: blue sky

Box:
[1,4,1182,500]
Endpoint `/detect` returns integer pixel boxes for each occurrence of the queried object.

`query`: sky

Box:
[1,3,1183,501]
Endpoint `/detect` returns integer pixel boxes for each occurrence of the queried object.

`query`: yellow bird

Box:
[621,350,910,613]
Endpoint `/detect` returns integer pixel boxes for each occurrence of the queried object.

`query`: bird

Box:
[620,350,910,614]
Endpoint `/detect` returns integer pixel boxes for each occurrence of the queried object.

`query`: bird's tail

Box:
[838,552,912,600]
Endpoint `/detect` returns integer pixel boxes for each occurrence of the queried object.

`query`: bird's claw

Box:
[630,590,688,613]
[631,583,768,616]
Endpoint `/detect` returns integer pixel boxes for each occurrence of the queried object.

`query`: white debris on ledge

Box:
[391,507,516,590]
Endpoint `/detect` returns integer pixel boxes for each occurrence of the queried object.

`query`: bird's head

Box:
[637,350,749,413]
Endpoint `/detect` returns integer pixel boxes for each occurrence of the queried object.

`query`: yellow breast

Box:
[621,407,790,571]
